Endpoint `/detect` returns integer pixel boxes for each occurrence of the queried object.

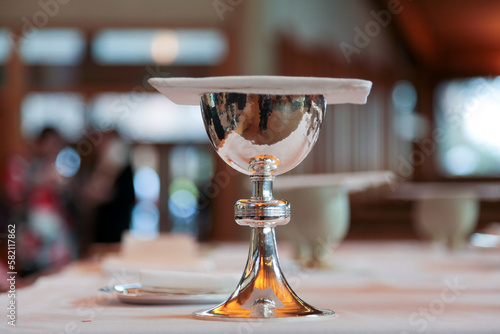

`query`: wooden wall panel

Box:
[277,35,411,176]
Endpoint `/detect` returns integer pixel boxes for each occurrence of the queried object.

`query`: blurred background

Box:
[1,0,500,275]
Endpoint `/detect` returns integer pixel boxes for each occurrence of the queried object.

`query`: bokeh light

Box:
[133,167,160,202]
[130,201,159,239]
[392,80,417,111]
[55,147,81,178]
[443,145,479,176]
[169,189,198,220]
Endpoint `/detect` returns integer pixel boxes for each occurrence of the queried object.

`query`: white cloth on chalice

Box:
[148,76,372,105]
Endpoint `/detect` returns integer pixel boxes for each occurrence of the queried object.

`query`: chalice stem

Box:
[235,225,315,316]
[196,222,334,318]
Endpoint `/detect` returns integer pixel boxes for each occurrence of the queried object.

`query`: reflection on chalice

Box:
[149,76,372,320]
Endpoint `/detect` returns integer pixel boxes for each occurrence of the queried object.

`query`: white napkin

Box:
[140,269,241,294]
[148,76,372,105]
[101,233,213,279]
[119,232,198,260]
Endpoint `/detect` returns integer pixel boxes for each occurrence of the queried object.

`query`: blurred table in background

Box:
[274,171,395,267]
[274,171,395,192]
[390,182,500,201]
[349,182,500,240]
[2,241,499,333]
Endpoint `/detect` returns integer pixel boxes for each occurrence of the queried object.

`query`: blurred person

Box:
[2,127,77,276]
[0,191,11,286]
[75,130,135,256]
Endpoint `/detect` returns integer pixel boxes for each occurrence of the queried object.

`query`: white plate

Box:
[148,76,372,105]
[470,233,500,250]
[102,283,228,305]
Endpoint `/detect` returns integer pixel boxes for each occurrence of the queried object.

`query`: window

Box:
[435,77,500,176]
[21,93,86,142]
[20,29,85,65]
[92,29,228,65]
[90,93,207,143]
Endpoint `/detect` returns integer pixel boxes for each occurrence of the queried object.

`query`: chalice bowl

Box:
[149,76,372,320]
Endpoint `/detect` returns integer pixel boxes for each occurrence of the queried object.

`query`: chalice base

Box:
[194,226,334,320]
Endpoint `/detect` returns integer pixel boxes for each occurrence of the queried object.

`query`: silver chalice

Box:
[149,76,372,320]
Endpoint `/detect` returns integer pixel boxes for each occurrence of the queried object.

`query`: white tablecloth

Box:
[2,241,499,333]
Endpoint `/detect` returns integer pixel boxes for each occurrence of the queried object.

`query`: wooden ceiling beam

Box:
[439,50,500,77]
[389,0,440,68]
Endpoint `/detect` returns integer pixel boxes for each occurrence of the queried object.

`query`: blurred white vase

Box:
[277,185,350,268]
[413,194,479,251]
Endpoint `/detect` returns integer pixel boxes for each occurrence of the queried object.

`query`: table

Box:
[2,241,499,333]
[389,182,500,201]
